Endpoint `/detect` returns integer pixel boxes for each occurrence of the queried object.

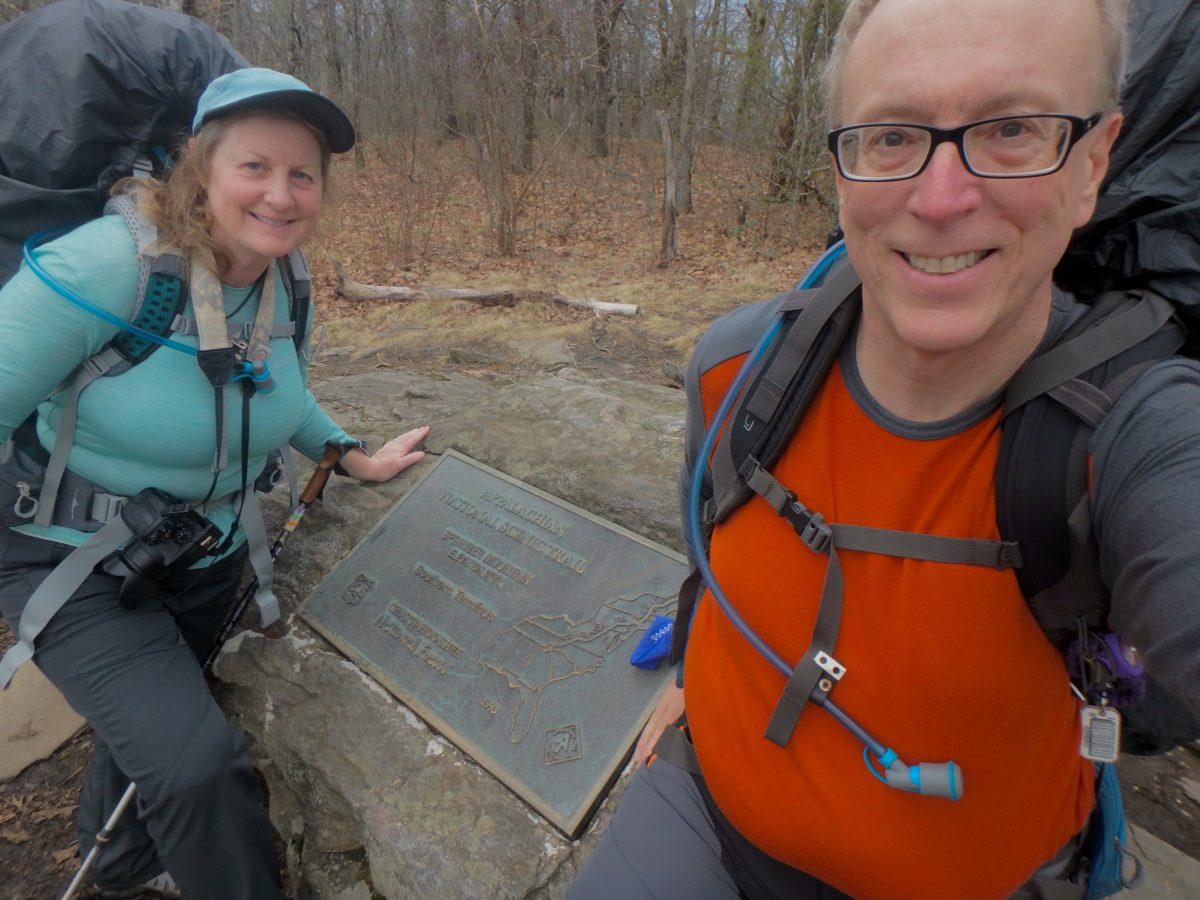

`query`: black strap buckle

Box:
[785,501,832,553]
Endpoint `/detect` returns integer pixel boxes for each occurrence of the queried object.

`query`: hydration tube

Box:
[685,241,963,801]
[23,228,273,389]
[23,228,197,356]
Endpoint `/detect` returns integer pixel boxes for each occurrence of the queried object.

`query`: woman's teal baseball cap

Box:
[193,67,355,153]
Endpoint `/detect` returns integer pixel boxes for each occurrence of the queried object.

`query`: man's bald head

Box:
[824,0,1129,128]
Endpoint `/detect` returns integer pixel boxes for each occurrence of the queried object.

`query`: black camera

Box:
[101,488,222,608]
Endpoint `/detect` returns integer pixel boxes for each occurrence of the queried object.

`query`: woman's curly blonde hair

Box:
[116,108,331,275]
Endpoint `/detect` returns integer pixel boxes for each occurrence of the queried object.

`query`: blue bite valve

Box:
[884,759,963,801]
[865,748,963,800]
[236,359,275,393]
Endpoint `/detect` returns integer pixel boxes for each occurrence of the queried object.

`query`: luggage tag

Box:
[1071,682,1121,763]
[1079,703,1121,763]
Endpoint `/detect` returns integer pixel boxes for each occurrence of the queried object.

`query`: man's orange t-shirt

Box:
[685,357,1093,899]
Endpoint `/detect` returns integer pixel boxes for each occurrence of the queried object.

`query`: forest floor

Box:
[2,143,1199,897]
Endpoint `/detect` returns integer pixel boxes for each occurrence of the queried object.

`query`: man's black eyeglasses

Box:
[828,112,1105,182]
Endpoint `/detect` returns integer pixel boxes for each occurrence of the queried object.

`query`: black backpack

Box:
[0,0,247,287]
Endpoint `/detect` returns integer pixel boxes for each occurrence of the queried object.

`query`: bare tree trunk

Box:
[657,110,677,267]
[673,0,699,215]
[769,0,833,203]
[432,0,460,140]
[346,0,366,170]
[324,0,344,102]
[513,0,538,174]
[287,0,305,80]
[590,0,624,158]
[735,0,770,132]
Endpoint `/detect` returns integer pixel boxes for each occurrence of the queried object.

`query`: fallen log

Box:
[332,260,639,316]
[550,295,640,316]
[333,260,516,306]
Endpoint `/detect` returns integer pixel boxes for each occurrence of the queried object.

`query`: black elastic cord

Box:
[224,273,265,321]
[213,381,254,556]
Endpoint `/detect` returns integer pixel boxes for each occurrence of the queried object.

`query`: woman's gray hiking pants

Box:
[0,529,283,898]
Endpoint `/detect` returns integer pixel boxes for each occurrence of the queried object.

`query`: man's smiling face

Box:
[833,0,1121,364]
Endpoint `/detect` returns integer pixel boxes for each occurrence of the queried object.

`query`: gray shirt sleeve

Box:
[1091,357,1200,718]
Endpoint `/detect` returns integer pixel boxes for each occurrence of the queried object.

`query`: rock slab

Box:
[214,368,685,897]
[0,663,84,783]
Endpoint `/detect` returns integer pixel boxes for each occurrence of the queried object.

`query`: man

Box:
[569,0,1200,897]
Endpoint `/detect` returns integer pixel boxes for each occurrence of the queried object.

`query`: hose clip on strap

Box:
[810,651,847,701]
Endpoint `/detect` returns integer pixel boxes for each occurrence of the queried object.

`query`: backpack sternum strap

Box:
[743,460,1023,746]
[832,525,1022,569]
[746,459,1023,568]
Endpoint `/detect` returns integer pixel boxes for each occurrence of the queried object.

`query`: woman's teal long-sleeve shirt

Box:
[0,214,355,549]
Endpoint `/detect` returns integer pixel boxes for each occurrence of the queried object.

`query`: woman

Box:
[0,68,424,897]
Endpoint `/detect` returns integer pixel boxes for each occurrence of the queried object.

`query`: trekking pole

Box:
[62,446,342,900]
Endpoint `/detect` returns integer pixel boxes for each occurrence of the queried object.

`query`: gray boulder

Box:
[214,368,686,898]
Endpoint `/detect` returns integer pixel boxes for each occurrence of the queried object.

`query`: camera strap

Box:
[190,259,280,625]
[0,516,135,690]
[190,256,277,475]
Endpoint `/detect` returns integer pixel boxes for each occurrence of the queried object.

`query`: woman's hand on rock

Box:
[339,426,430,482]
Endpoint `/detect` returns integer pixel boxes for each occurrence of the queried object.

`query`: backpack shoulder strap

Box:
[707,256,862,525]
[997,290,1186,644]
[280,248,311,353]
[31,196,189,526]
[101,191,189,365]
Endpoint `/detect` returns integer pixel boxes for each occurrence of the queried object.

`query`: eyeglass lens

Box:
[838,116,1074,180]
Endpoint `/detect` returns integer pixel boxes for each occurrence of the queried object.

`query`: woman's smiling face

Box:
[203,114,324,284]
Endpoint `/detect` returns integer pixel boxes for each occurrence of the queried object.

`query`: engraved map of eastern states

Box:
[300,451,686,836]
[480,591,675,742]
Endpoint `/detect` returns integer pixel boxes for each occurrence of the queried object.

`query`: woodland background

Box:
[1,0,843,271]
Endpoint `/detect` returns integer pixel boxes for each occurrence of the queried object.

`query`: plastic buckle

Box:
[89,492,127,525]
[996,541,1023,570]
[738,455,761,482]
[788,502,832,553]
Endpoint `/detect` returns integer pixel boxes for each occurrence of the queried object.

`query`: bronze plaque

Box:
[300,451,684,836]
